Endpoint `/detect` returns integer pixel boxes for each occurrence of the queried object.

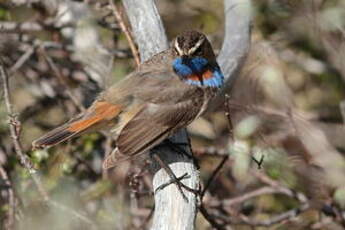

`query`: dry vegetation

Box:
[0,0,345,229]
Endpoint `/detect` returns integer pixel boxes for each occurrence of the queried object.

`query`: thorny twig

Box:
[0,61,48,200]
[0,61,97,229]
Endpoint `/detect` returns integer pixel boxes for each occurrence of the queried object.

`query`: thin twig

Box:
[139,205,155,229]
[213,186,281,207]
[201,155,229,199]
[251,170,307,203]
[9,46,35,73]
[199,204,227,230]
[340,101,345,125]
[224,94,234,141]
[203,169,311,227]
[48,200,97,227]
[40,49,86,112]
[108,0,140,66]
[225,96,265,169]
[200,94,231,199]
[0,165,16,230]
[213,203,310,227]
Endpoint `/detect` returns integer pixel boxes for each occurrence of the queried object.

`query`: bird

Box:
[32,30,224,169]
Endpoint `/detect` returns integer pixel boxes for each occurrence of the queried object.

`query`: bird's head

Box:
[172,30,223,88]
[172,30,215,60]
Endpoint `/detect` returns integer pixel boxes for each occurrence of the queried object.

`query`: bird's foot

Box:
[152,154,200,202]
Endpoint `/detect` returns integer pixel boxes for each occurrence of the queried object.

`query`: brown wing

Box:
[102,98,202,169]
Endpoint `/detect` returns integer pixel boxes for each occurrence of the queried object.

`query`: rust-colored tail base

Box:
[32,101,122,150]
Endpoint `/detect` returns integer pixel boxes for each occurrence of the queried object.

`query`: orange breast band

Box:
[187,74,201,81]
[186,69,214,82]
[202,70,213,80]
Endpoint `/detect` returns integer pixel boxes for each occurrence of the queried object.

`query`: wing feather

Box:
[103,99,202,169]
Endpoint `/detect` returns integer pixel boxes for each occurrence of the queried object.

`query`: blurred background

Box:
[0,0,345,229]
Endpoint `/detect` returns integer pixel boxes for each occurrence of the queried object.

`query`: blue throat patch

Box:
[172,57,224,88]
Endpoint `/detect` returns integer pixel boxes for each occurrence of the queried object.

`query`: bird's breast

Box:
[172,57,224,88]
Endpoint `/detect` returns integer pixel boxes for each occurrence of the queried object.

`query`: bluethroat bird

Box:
[32,30,224,169]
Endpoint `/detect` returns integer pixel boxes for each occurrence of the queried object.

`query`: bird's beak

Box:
[181,55,188,65]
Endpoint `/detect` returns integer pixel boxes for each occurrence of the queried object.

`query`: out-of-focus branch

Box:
[122,1,198,230]
[340,101,345,125]
[122,0,169,61]
[217,0,252,93]
[208,0,252,112]
[0,21,46,32]
[224,204,309,227]
[206,171,310,228]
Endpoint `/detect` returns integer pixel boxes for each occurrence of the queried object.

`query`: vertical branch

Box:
[209,0,253,111]
[218,0,252,88]
[122,0,169,61]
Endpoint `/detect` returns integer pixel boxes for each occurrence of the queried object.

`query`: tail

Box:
[32,122,81,149]
[32,101,122,149]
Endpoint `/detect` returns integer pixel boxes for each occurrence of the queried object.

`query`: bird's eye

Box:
[174,39,183,56]
[189,45,202,56]
[174,47,179,55]
[188,37,205,56]
[193,45,202,55]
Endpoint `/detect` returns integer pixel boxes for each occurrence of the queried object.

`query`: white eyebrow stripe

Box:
[187,36,205,55]
[174,39,183,56]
